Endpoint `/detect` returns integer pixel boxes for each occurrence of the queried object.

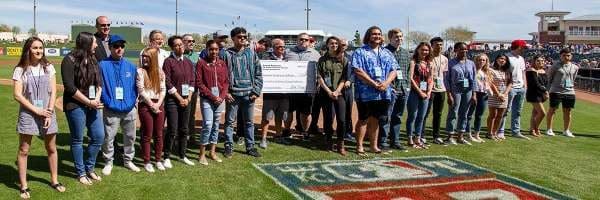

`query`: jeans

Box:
[422,92,445,139]
[466,92,488,133]
[201,99,225,145]
[379,89,407,147]
[406,90,429,138]
[164,97,191,159]
[319,90,346,143]
[446,91,473,134]
[66,107,105,177]
[138,101,165,163]
[499,87,525,135]
[224,95,256,151]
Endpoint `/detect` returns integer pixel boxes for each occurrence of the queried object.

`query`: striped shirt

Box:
[221,47,263,97]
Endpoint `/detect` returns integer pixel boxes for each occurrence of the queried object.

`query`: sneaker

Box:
[344,135,357,143]
[433,138,445,145]
[276,136,292,145]
[182,157,195,166]
[224,144,233,158]
[446,138,458,145]
[513,134,531,140]
[163,159,173,169]
[564,130,575,138]
[144,163,155,173]
[155,162,166,171]
[469,136,481,143]
[302,132,310,141]
[391,145,409,152]
[546,129,555,136]
[260,139,268,149]
[497,133,506,140]
[458,139,472,145]
[124,161,141,172]
[236,137,245,146]
[246,148,262,157]
[101,164,113,176]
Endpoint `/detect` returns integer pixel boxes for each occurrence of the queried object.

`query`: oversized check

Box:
[260,60,317,93]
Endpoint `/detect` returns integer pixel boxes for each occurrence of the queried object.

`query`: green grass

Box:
[1,81,600,198]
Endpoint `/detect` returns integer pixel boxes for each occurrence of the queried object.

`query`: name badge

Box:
[182,84,189,96]
[115,87,124,100]
[33,99,44,108]
[211,87,220,97]
[324,76,332,87]
[374,67,383,78]
[419,81,428,91]
[88,85,96,99]
[463,79,470,88]
[565,79,574,89]
[435,78,443,88]
[396,71,403,80]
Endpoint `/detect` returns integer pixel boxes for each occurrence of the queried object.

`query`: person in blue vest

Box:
[98,35,140,175]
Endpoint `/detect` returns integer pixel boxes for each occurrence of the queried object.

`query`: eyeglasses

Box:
[99,24,110,28]
[184,40,195,43]
[111,44,125,49]
[236,35,248,39]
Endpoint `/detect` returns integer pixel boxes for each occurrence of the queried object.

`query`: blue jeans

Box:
[65,107,105,177]
[224,95,256,150]
[379,90,406,147]
[499,87,525,135]
[406,90,429,138]
[446,91,473,134]
[466,92,488,133]
[201,99,225,145]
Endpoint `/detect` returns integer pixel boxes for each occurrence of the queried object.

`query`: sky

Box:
[1,0,600,41]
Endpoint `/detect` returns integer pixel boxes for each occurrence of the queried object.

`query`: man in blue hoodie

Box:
[99,35,140,175]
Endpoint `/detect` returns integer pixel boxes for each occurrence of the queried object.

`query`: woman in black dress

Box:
[526,55,549,137]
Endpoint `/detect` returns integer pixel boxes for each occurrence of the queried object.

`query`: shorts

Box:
[549,93,575,109]
[356,100,389,121]
[261,95,289,122]
[288,93,314,115]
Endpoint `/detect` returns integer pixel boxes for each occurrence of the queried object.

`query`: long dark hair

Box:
[412,42,432,63]
[16,37,50,75]
[72,32,100,89]
[493,54,512,83]
[325,36,344,62]
[362,26,383,45]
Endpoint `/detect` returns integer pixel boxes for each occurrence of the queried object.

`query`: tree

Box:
[353,30,361,47]
[0,24,10,32]
[12,26,21,41]
[408,31,432,46]
[28,28,36,36]
[442,26,476,43]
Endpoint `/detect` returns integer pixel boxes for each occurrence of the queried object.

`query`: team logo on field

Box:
[254,156,575,200]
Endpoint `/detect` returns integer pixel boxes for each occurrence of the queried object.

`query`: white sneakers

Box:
[182,157,195,166]
[156,162,166,171]
[144,163,155,173]
[124,161,140,172]
[163,159,173,169]
[546,129,556,136]
[102,164,113,176]
[546,129,575,137]
[564,130,575,138]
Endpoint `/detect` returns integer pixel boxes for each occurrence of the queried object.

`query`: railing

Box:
[568,31,600,36]
[576,76,600,93]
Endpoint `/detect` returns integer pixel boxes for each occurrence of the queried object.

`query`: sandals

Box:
[50,182,66,192]
[20,188,31,199]
[78,176,93,185]
[87,171,102,181]
[356,150,368,157]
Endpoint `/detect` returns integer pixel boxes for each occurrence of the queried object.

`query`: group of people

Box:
[12,16,579,199]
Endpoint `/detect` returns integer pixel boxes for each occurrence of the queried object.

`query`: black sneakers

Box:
[224,143,233,158]
[246,148,262,157]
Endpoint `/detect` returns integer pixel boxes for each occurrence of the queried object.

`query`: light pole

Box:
[175,0,179,35]
[33,0,37,36]
[305,0,311,30]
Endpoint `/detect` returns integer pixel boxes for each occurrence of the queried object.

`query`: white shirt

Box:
[12,64,56,84]
[507,52,526,89]
[136,68,166,104]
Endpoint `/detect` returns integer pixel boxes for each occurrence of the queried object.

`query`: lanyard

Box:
[111,59,124,87]
[435,56,443,78]
[29,67,42,99]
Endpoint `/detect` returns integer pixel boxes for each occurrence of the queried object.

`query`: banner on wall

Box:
[45,48,60,56]
[60,48,71,56]
[7,47,22,56]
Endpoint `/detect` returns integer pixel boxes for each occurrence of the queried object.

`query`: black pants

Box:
[308,92,324,134]
[317,90,346,143]
[164,97,191,159]
[344,86,354,137]
[188,91,199,143]
[422,92,445,139]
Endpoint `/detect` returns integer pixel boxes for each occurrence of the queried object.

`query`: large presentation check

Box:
[260,60,317,94]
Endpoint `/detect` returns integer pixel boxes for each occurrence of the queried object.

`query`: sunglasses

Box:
[184,39,195,43]
[236,35,248,39]
[275,46,285,49]
[99,24,110,27]
[111,44,125,49]
[299,38,309,42]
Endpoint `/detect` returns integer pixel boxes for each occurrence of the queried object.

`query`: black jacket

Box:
[94,32,110,61]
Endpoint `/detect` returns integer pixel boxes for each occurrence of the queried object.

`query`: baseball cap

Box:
[109,35,127,45]
[213,30,229,39]
[511,39,527,49]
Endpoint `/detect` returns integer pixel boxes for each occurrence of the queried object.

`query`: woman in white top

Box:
[13,37,65,199]
[137,47,167,172]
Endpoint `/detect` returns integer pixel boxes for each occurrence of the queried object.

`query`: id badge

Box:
[419,81,428,91]
[324,76,332,87]
[435,78,442,88]
[374,67,383,78]
[115,87,124,100]
[463,79,469,88]
[396,71,403,80]
[565,79,574,89]
[182,84,189,96]
[33,99,44,108]
[211,87,220,97]
[88,85,96,99]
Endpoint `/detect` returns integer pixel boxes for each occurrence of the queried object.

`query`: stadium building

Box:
[532,11,600,45]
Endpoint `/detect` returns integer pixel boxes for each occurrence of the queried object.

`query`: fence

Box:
[576,76,600,93]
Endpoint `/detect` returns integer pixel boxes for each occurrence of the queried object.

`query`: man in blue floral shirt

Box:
[351,26,398,155]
